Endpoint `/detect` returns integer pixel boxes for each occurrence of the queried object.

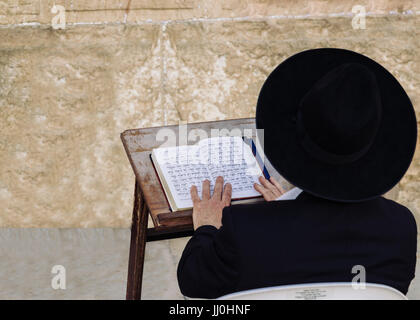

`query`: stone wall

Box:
[0,1,419,227]
[1,0,418,25]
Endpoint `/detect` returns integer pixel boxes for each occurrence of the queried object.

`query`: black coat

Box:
[177,192,417,298]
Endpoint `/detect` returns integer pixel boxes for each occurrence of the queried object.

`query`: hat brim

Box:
[256,48,417,202]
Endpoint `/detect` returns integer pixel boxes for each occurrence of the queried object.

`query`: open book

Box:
[151,136,264,211]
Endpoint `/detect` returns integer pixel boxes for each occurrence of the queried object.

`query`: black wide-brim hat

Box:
[256,48,417,202]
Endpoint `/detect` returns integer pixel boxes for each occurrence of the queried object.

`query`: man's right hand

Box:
[254,176,285,201]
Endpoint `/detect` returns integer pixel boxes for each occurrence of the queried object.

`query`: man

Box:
[177,48,417,299]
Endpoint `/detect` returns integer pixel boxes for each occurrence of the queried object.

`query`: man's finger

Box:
[213,176,224,200]
[270,177,285,194]
[222,183,232,206]
[259,176,278,194]
[202,179,211,200]
[254,183,273,201]
[190,185,200,204]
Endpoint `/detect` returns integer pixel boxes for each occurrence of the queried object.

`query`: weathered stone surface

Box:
[0,24,181,227]
[166,16,419,120]
[0,0,418,25]
[0,14,419,228]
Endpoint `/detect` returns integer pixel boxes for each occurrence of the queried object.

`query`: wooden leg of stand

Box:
[126,180,148,300]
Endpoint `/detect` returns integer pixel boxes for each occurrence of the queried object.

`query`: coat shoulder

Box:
[378,197,417,232]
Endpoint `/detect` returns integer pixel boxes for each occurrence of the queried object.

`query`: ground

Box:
[0,228,418,299]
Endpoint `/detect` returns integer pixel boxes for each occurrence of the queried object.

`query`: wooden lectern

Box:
[121,117,272,300]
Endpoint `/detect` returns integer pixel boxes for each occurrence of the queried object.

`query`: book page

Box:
[198,136,262,199]
[153,145,211,209]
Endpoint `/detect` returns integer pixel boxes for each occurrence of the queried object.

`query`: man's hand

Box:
[254,176,285,201]
[190,176,232,230]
